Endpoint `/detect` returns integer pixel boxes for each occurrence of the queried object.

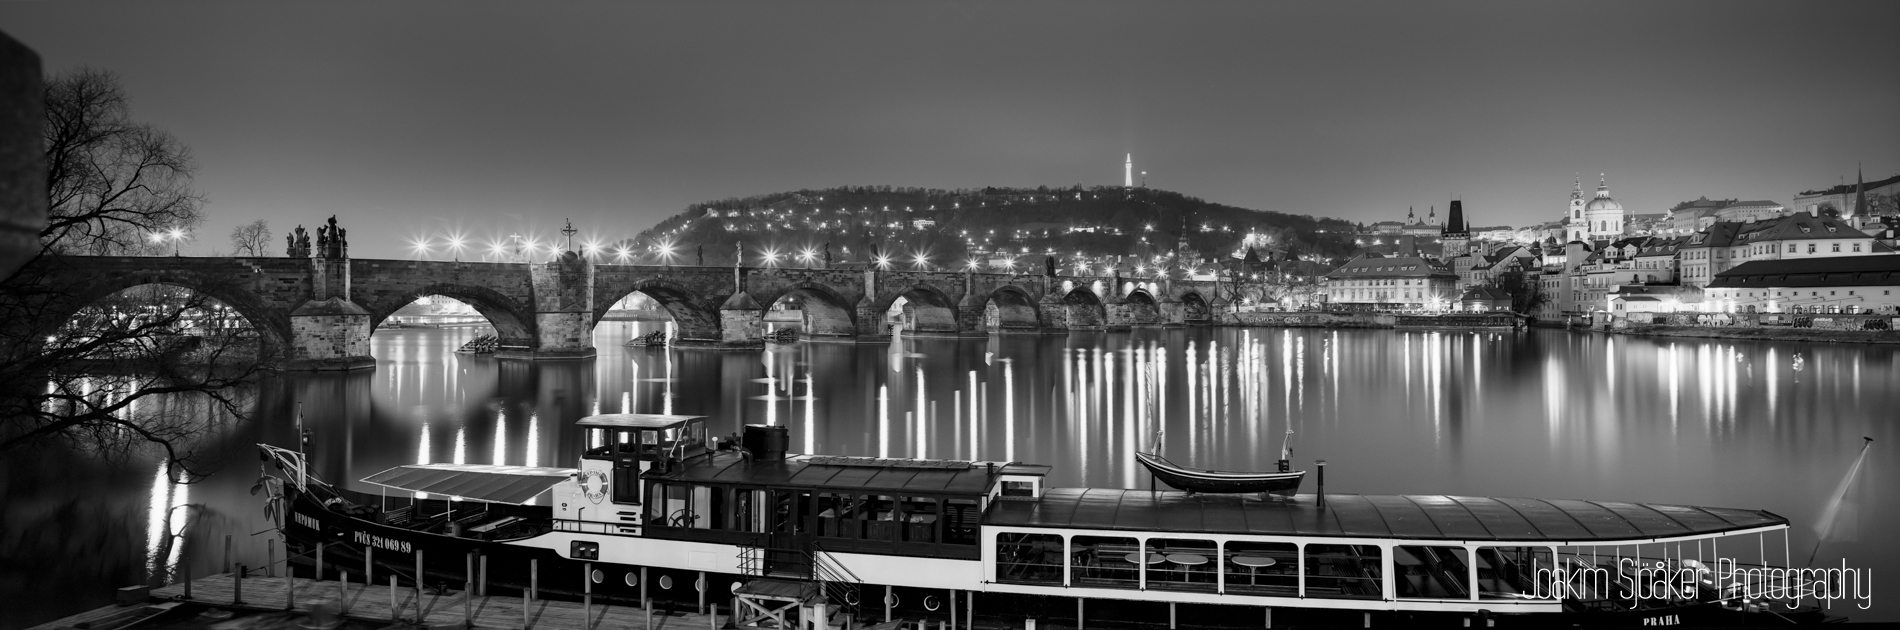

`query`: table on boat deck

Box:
[1166,553,1209,581]
[1231,555,1277,585]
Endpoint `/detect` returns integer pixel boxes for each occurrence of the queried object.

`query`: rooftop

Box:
[652,450,1005,496]
[1324,255,1455,279]
[1709,255,1900,289]
[985,488,1785,543]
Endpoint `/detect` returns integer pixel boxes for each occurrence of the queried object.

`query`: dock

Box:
[31,573,735,630]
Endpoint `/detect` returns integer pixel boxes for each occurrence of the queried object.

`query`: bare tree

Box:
[41,67,202,257]
[229,219,270,257]
[1,68,257,483]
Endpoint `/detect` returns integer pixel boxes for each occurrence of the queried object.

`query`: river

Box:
[2,324,1893,627]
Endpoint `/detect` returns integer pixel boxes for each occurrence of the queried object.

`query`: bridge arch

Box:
[45,269,293,357]
[1179,291,1212,323]
[1062,285,1107,329]
[981,285,1040,332]
[592,278,721,342]
[880,283,960,335]
[1124,288,1161,326]
[366,283,536,346]
[757,282,857,338]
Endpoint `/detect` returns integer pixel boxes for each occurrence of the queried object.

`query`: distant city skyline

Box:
[4,1,1896,259]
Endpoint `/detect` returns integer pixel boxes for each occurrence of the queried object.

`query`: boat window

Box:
[1305,544,1383,600]
[943,498,980,546]
[1395,545,1471,599]
[812,492,860,539]
[995,532,1064,586]
[1070,535,1143,590]
[1476,546,1555,600]
[644,482,668,526]
[862,495,902,541]
[1147,538,1217,593]
[900,497,941,543]
[1224,541,1298,596]
[733,489,767,533]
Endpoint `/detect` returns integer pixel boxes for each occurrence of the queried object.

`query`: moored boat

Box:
[259,415,1838,628]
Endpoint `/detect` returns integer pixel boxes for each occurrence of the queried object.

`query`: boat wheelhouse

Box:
[263,417,1835,628]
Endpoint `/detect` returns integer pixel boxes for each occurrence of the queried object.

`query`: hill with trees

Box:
[630,185,1358,270]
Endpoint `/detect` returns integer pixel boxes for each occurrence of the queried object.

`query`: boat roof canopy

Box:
[576,414,705,429]
[986,489,1787,543]
[654,451,1004,496]
[361,464,577,505]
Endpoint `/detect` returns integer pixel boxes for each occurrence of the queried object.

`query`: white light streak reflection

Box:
[879,385,889,458]
[493,410,508,464]
[1005,360,1016,463]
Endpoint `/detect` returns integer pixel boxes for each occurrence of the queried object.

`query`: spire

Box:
[1596,173,1611,199]
[1446,199,1466,234]
[1124,154,1133,187]
[1406,206,1415,222]
[1855,163,1867,217]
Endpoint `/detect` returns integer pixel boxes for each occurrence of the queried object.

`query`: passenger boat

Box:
[261,415,1836,628]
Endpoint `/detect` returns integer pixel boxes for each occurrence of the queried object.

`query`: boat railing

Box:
[811,541,864,612]
[551,518,621,535]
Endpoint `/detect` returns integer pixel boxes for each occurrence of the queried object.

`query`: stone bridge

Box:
[24,253,1234,370]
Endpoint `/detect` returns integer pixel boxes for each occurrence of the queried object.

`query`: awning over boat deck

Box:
[361,464,577,505]
[985,489,1788,544]
[576,414,704,429]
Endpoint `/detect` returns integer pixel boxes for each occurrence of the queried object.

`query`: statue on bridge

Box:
[735,241,744,268]
[1045,254,1057,277]
[822,242,832,267]
[286,225,311,257]
[315,215,348,258]
[696,245,703,266]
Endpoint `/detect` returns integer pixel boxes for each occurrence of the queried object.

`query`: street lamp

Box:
[168,227,185,257]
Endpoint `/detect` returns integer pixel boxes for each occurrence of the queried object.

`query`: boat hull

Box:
[1134,451,1306,494]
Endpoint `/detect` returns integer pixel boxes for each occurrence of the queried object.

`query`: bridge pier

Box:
[1103,295,1135,331]
[511,253,598,360]
[1036,292,1069,332]
[286,297,376,370]
[287,253,375,370]
[1159,299,1186,326]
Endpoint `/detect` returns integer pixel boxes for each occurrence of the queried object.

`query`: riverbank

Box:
[1607,324,1900,345]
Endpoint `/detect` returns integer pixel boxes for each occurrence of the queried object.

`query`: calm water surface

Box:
[4,325,1894,627]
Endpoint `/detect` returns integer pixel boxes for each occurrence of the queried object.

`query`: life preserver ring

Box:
[580,470,609,504]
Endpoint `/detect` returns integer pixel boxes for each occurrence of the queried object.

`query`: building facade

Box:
[1321,254,1460,310]
[1705,255,1900,314]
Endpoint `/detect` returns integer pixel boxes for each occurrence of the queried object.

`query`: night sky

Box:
[4,1,1897,259]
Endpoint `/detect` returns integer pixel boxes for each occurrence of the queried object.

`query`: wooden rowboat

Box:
[1134,450,1305,495]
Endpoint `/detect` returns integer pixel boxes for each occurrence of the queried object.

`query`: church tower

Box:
[1566,175,1586,242]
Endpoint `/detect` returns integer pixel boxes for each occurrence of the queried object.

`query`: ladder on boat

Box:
[734,534,863,628]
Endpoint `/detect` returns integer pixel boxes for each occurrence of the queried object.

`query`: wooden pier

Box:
[33,573,736,630]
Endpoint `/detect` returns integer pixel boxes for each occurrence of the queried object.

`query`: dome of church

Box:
[1585,196,1623,213]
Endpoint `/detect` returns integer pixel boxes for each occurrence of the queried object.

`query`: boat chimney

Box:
[1316,459,1327,508]
[742,424,789,461]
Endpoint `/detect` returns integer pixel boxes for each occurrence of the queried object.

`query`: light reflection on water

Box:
[2,324,1896,628]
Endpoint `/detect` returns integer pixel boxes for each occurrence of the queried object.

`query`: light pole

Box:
[168,227,185,257]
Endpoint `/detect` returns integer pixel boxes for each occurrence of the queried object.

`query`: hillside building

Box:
[1679,213,1892,287]
[1793,170,1900,218]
